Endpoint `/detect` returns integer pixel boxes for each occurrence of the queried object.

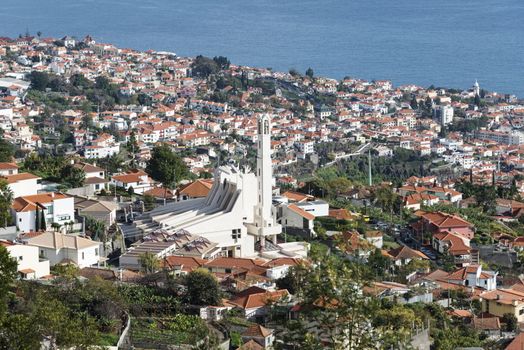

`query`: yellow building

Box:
[479,288,524,322]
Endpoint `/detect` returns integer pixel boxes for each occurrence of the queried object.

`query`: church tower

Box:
[247,114,281,250]
[473,80,480,96]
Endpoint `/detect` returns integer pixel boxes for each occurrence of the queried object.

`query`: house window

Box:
[47,206,53,215]
[520,309,524,316]
[225,268,232,274]
[18,256,23,261]
[82,252,85,260]
[95,248,99,256]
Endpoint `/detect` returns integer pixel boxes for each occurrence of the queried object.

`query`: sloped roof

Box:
[421,212,472,228]
[178,179,213,198]
[1,172,40,184]
[229,289,288,309]
[238,340,264,350]
[505,333,524,350]
[287,204,315,220]
[242,324,273,338]
[73,162,104,173]
[13,193,69,212]
[26,232,100,250]
[387,245,428,260]
[282,190,314,203]
[0,162,18,170]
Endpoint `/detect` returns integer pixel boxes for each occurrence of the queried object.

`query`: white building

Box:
[24,231,102,268]
[1,240,50,279]
[2,173,41,198]
[12,193,75,233]
[128,115,295,259]
[433,105,454,126]
[84,144,120,159]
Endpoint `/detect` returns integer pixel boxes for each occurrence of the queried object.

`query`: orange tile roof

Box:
[1,172,40,184]
[0,162,18,170]
[178,179,213,198]
[387,245,428,260]
[229,289,288,309]
[506,333,524,350]
[13,192,69,212]
[287,204,315,220]
[282,190,314,203]
[242,324,273,337]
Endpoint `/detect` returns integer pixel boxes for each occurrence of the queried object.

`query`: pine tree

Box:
[40,210,46,231]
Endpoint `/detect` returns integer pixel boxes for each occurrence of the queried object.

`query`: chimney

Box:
[50,192,55,198]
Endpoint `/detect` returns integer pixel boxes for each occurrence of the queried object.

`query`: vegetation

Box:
[146,143,190,191]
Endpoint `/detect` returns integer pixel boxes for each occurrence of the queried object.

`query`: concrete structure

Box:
[246,114,282,248]
[433,105,454,126]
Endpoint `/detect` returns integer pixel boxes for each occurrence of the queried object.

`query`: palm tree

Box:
[139,252,160,273]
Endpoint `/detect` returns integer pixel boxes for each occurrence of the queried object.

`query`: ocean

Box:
[1,0,523,96]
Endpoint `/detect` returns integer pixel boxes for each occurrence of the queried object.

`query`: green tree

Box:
[185,269,221,306]
[0,179,13,228]
[126,130,140,167]
[0,138,14,162]
[0,245,17,309]
[191,55,219,78]
[305,67,314,79]
[60,164,86,188]
[146,143,189,203]
[502,313,518,332]
[139,251,160,274]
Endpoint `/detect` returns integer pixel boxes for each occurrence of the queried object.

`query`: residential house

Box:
[241,324,275,349]
[228,286,288,321]
[0,162,18,176]
[73,162,108,194]
[386,245,429,267]
[480,288,524,323]
[24,231,103,268]
[112,169,156,194]
[74,197,119,227]
[12,193,74,233]
[0,240,50,279]
[442,265,497,291]
[1,172,40,197]
[432,231,477,266]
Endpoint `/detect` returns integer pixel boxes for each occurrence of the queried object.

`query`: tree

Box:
[40,210,46,231]
[146,143,190,203]
[0,179,13,228]
[126,130,140,167]
[213,56,230,70]
[60,164,85,188]
[0,245,17,306]
[185,269,221,306]
[191,55,219,78]
[502,313,518,332]
[410,96,418,110]
[139,251,160,273]
[28,71,50,91]
[0,138,14,162]
[305,67,314,79]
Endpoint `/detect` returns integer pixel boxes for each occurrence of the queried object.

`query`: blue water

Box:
[1,0,523,96]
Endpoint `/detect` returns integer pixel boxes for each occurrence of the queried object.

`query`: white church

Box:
[122,114,308,260]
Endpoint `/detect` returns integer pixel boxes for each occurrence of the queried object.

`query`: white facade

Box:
[84,145,120,159]
[6,175,40,198]
[25,232,102,268]
[433,105,454,126]
[13,194,74,233]
[295,200,329,217]
[247,114,282,245]
[4,243,50,279]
